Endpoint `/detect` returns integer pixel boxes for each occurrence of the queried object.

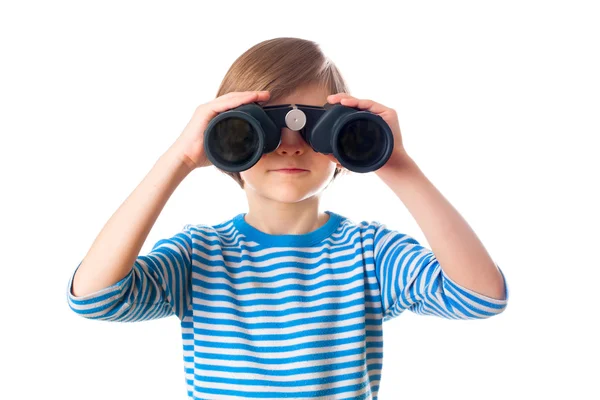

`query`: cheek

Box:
[318,159,338,174]
[239,170,252,184]
[239,168,265,188]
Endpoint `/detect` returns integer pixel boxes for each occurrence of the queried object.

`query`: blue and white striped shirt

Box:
[67,210,509,399]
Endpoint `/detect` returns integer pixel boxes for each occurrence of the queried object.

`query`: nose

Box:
[275,128,309,156]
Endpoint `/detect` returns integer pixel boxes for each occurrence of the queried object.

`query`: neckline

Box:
[232,210,342,247]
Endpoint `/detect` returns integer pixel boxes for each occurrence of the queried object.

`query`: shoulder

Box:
[334,212,418,248]
[332,211,392,238]
[336,211,384,228]
[181,214,240,247]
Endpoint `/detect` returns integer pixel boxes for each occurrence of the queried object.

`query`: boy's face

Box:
[239,84,341,205]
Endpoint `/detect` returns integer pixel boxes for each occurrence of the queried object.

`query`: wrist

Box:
[160,144,195,177]
[164,140,196,173]
[376,150,416,177]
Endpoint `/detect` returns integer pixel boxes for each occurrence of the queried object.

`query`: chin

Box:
[267,191,314,204]
[262,186,323,203]
[244,176,331,202]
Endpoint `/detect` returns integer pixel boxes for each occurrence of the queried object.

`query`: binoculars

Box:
[203,101,394,173]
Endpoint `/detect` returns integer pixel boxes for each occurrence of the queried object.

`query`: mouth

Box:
[272,168,309,173]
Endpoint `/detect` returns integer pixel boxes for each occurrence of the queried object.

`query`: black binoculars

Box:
[203,102,394,173]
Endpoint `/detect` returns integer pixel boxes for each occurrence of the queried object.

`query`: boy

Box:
[67,37,508,400]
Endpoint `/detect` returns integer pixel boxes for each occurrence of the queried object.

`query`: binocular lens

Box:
[207,117,260,166]
[337,119,385,168]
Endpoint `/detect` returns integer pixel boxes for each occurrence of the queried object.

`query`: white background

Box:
[1,1,598,399]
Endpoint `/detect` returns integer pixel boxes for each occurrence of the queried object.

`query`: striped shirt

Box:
[67,210,509,399]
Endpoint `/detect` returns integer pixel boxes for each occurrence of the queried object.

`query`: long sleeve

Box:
[66,224,194,322]
[372,223,509,321]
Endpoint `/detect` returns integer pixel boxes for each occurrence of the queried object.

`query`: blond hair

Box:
[214,37,350,189]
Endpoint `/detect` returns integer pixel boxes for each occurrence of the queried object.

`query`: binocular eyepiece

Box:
[203,102,394,173]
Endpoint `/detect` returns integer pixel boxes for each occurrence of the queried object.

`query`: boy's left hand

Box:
[325,93,411,172]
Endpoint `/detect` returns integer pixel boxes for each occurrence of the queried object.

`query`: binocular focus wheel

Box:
[285,108,306,131]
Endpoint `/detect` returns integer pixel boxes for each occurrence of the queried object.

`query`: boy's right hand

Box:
[173,91,271,171]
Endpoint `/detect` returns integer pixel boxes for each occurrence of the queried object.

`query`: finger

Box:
[212,91,270,114]
[218,91,270,104]
[327,93,352,103]
[224,90,270,99]
[340,97,389,114]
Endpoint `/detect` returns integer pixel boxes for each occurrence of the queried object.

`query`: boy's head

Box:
[214,37,350,195]
[239,83,344,206]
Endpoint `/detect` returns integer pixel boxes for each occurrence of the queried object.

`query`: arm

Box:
[72,142,192,296]
[323,92,507,318]
[375,152,507,302]
[67,141,195,321]
[373,226,508,320]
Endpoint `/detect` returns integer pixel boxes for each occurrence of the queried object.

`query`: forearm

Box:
[71,142,193,297]
[375,153,506,300]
